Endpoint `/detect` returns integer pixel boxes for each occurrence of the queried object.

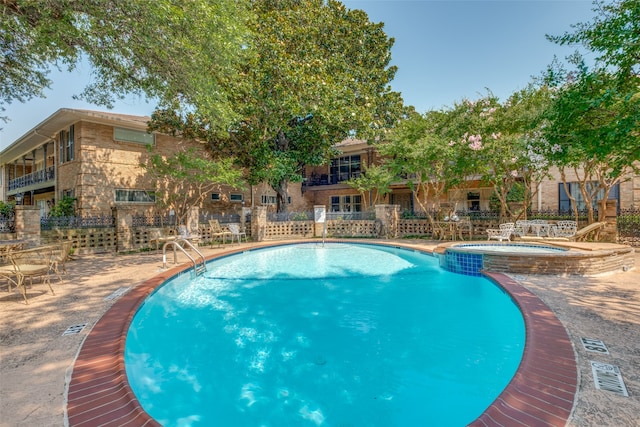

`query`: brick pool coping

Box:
[66,242,577,426]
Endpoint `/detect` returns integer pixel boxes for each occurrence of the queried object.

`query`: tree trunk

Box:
[275,180,289,213]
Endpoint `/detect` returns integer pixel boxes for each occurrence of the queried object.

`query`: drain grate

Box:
[62,323,87,336]
[581,337,609,355]
[104,287,130,301]
[590,361,629,397]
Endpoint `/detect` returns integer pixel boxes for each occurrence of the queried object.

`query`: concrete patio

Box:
[0,240,638,426]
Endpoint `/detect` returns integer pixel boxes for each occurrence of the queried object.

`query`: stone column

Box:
[186,206,199,235]
[375,204,400,238]
[14,205,41,246]
[602,200,618,243]
[112,206,134,253]
[251,206,268,241]
[313,205,326,238]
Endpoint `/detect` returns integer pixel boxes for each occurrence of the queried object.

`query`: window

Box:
[558,182,619,211]
[62,189,74,199]
[59,125,75,163]
[467,192,480,211]
[329,155,361,184]
[230,194,244,202]
[114,189,155,203]
[114,127,155,145]
[262,195,277,205]
[330,195,362,212]
[211,193,221,201]
[261,194,291,205]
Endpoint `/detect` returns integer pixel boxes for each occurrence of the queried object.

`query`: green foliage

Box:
[0,201,15,216]
[140,146,245,225]
[542,0,640,221]
[548,0,640,76]
[1,0,249,123]
[49,196,76,217]
[345,163,394,209]
[489,181,525,211]
[384,85,550,219]
[151,0,406,212]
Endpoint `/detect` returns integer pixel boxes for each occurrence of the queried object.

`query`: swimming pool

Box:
[124,243,525,426]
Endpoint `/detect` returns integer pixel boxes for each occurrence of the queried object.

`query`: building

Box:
[0,109,255,218]
[302,139,640,214]
[3,109,638,219]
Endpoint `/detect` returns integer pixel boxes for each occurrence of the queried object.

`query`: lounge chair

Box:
[522,221,607,242]
[227,223,246,244]
[486,222,515,242]
[550,221,578,239]
[209,219,232,246]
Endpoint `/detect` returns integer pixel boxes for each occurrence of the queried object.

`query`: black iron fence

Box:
[0,213,15,233]
[41,214,115,230]
[132,213,178,228]
[618,208,640,241]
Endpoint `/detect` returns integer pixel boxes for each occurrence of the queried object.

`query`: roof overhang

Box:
[0,108,151,163]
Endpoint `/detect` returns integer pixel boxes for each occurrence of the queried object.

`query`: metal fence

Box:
[268,211,314,222]
[41,214,115,230]
[618,208,640,241]
[132,213,178,228]
[0,213,15,233]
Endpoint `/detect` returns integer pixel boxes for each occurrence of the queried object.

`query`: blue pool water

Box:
[125,243,525,426]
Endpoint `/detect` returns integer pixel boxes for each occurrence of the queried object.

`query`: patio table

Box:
[527,221,552,237]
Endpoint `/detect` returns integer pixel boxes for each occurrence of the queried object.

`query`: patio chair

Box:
[227,223,246,244]
[178,225,201,245]
[456,216,473,240]
[486,222,515,242]
[209,219,232,247]
[2,246,56,304]
[149,228,177,253]
[513,220,530,238]
[49,240,75,283]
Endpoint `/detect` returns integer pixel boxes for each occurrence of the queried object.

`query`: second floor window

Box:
[329,155,361,184]
[59,125,75,163]
[114,127,155,145]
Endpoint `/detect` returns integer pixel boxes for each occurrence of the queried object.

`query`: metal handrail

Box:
[162,238,207,276]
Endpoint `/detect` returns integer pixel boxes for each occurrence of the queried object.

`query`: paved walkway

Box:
[0,240,638,426]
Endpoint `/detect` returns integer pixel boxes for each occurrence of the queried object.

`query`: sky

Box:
[0,0,597,148]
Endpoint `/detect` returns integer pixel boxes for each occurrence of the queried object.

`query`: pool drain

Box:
[62,323,87,336]
[590,361,629,397]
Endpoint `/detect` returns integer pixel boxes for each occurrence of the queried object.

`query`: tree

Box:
[436,87,552,221]
[542,64,640,222]
[140,147,245,227]
[548,0,640,77]
[543,0,640,222]
[151,0,406,213]
[1,0,249,125]
[345,163,394,210]
[378,110,459,225]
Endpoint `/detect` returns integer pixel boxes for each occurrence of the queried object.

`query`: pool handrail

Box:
[162,238,207,276]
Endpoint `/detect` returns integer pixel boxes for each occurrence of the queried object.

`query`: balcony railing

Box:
[8,166,55,191]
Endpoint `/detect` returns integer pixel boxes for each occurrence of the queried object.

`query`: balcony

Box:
[8,166,55,192]
[302,171,361,189]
